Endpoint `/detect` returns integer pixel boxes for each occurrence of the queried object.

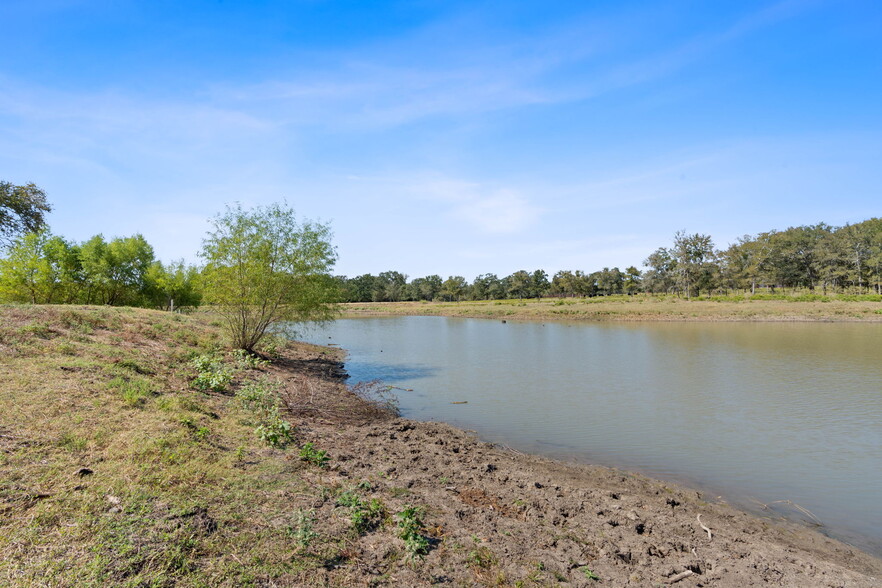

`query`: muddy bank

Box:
[279,348,882,587]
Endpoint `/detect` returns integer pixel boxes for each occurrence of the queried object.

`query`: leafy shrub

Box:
[299,442,329,468]
[235,377,295,447]
[191,353,233,392]
[235,377,279,415]
[255,416,294,448]
[396,506,429,558]
[289,509,317,549]
[232,348,269,369]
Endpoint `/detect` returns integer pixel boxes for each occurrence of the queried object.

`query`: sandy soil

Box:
[275,346,882,587]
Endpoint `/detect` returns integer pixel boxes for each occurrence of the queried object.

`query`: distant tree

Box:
[507,270,531,299]
[378,270,408,302]
[79,234,155,305]
[671,231,717,298]
[440,275,467,302]
[345,274,377,302]
[531,269,550,299]
[624,266,642,295]
[0,182,52,247]
[201,202,337,353]
[595,267,624,296]
[144,260,202,311]
[0,230,79,303]
[642,248,676,294]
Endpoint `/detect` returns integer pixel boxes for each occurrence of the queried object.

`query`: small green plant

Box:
[288,509,318,549]
[581,567,600,581]
[299,442,329,467]
[396,506,429,559]
[336,490,362,508]
[256,417,294,448]
[180,417,210,441]
[108,376,155,407]
[235,377,279,414]
[467,546,497,569]
[236,377,294,447]
[335,488,386,535]
[58,432,88,452]
[232,348,269,369]
[191,353,233,392]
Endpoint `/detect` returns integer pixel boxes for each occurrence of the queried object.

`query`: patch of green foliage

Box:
[580,567,600,581]
[191,353,233,392]
[233,348,269,369]
[299,442,329,467]
[288,509,318,549]
[235,377,295,448]
[395,506,429,559]
[335,489,386,535]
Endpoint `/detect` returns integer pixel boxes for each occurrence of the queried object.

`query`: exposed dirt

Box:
[271,349,882,587]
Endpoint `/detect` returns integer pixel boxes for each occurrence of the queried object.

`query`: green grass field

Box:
[341,293,882,322]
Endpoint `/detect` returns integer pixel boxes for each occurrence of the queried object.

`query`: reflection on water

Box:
[343,361,438,383]
[299,316,882,555]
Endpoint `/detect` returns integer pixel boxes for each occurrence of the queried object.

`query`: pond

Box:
[297,316,882,555]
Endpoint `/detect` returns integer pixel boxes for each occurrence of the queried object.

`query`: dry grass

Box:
[0,305,399,587]
[341,294,882,323]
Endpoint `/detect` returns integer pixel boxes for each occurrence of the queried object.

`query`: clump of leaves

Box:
[232,348,268,369]
[236,377,294,448]
[108,376,156,407]
[255,416,294,448]
[180,417,210,441]
[396,506,430,559]
[288,509,318,549]
[299,442,329,468]
[191,353,233,392]
[257,333,287,360]
[336,489,385,534]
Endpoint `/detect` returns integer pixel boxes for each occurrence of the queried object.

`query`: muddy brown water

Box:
[297,316,882,555]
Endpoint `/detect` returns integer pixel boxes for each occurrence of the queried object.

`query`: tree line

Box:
[4,181,882,309]
[336,219,882,302]
[0,230,202,309]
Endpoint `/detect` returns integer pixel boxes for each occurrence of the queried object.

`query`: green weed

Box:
[299,442,329,467]
[190,353,233,392]
[396,506,430,559]
[581,567,600,581]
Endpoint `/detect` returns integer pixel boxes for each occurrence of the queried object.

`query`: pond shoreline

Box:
[298,314,882,586]
[340,296,882,323]
[303,371,882,586]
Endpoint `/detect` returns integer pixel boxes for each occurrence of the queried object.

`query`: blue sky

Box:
[1,0,880,280]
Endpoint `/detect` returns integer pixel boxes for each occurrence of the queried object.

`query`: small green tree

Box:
[0,182,52,247]
[200,202,338,352]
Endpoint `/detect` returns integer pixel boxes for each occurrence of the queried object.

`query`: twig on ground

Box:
[666,570,695,584]
[697,514,712,540]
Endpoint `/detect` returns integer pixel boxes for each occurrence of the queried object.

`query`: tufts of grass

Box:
[108,375,157,407]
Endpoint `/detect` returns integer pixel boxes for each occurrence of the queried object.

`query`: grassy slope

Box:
[341,294,882,322]
[0,305,388,587]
